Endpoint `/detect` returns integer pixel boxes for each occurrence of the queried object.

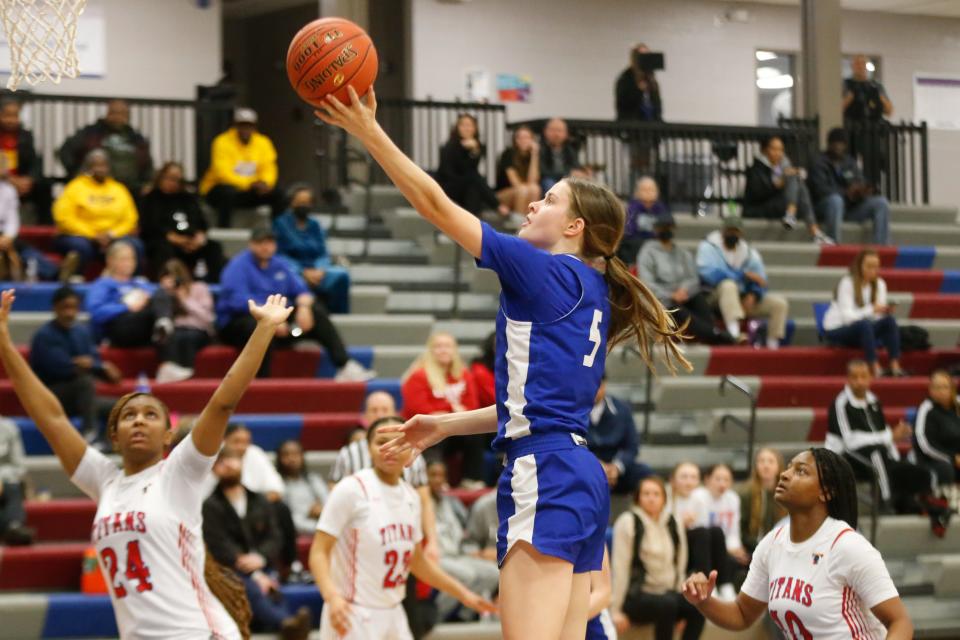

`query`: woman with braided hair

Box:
[0,289,293,639]
[683,448,913,639]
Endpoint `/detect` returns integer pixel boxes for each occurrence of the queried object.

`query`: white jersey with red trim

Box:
[72,439,240,640]
[740,517,898,640]
[317,468,423,609]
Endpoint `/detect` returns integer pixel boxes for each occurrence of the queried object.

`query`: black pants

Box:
[443,433,490,485]
[848,450,934,513]
[219,300,349,377]
[205,184,285,228]
[403,576,437,640]
[147,238,226,284]
[669,292,734,345]
[47,373,116,439]
[686,526,731,585]
[624,591,705,640]
[103,291,174,349]
[271,500,298,568]
[0,481,26,533]
[166,327,210,370]
[440,173,499,216]
[21,179,53,225]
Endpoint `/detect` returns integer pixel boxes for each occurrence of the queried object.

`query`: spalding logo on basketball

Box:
[287,17,378,108]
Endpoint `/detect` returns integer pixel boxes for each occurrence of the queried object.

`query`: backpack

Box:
[899,325,931,352]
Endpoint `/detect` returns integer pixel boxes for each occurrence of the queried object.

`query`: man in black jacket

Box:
[825,360,948,533]
[202,447,310,638]
[743,135,831,244]
[0,98,52,224]
[615,44,662,123]
[808,128,890,245]
[58,99,153,196]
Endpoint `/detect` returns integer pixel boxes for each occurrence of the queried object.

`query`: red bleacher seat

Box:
[908,294,960,319]
[25,499,96,543]
[0,542,87,590]
[705,347,960,377]
[882,269,945,294]
[758,377,926,409]
[0,379,366,414]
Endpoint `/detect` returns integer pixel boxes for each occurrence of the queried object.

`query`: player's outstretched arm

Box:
[682,570,767,631]
[410,543,497,616]
[191,294,292,456]
[309,531,352,635]
[315,87,483,258]
[0,290,86,475]
[871,596,913,639]
[379,405,498,463]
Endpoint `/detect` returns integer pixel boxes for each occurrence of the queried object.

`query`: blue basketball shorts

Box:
[496,432,610,573]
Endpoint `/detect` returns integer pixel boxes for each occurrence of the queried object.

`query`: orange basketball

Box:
[286,17,378,108]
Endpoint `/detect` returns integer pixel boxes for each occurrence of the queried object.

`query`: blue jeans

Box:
[242,573,292,631]
[314,266,351,314]
[817,193,890,245]
[54,235,145,271]
[825,316,900,363]
[17,244,58,280]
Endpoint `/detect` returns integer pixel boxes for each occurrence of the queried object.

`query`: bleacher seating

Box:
[2,185,960,638]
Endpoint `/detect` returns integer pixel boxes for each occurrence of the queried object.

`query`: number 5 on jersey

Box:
[583,309,603,368]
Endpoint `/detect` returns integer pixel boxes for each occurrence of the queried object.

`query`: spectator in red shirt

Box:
[402,331,485,486]
[469,332,496,408]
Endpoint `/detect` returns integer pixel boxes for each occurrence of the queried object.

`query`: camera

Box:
[632,51,665,73]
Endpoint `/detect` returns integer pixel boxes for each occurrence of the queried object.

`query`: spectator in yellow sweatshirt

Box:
[200,108,283,228]
[53,149,142,276]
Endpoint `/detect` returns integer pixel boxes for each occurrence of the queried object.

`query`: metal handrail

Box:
[718,375,758,468]
[844,449,881,545]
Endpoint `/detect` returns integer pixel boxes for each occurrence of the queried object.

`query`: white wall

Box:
[410,0,960,205]
[6,0,222,100]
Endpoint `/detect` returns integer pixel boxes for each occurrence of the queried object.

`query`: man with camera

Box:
[842,55,892,187]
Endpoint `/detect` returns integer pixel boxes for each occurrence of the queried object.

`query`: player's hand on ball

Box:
[314,86,378,139]
[328,595,352,635]
[683,570,718,605]
[248,294,293,329]
[378,413,448,465]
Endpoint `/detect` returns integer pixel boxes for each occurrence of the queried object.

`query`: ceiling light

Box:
[756,75,794,90]
[756,51,777,61]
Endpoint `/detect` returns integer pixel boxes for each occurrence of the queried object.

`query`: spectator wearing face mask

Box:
[695,215,788,349]
[273,184,351,314]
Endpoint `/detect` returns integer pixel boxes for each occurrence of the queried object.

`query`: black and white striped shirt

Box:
[328,440,428,487]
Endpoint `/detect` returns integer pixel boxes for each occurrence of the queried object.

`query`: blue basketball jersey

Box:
[476,222,610,451]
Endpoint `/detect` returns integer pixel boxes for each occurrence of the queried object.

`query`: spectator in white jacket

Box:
[668,462,732,600]
[690,463,747,599]
[823,248,903,378]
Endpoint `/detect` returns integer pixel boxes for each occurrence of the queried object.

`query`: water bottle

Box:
[25,257,37,283]
[135,372,150,394]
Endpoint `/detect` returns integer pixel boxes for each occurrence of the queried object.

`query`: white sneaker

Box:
[718,583,738,601]
[334,359,376,382]
[813,230,836,245]
[155,362,194,384]
[781,213,799,230]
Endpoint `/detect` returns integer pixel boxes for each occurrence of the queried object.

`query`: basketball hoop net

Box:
[0,0,86,91]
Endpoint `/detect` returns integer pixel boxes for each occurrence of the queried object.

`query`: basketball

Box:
[286,17,378,108]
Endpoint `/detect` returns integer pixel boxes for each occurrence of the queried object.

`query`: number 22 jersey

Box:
[740,517,898,640]
[317,468,423,609]
[71,438,240,640]
[476,222,610,450]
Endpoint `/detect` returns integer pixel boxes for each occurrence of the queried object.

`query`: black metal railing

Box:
[320,98,507,191]
[718,375,758,469]
[509,118,820,213]
[845,119,929,205]
[6,91,234,182]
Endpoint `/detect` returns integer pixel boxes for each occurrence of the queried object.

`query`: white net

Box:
[0,0,86,91]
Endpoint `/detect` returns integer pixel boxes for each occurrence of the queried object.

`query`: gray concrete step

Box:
[387,291,499,319]
[372,344,479,378]
[707,407,814,445]
[341,185,411,213]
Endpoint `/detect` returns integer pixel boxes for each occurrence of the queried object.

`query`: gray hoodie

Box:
[637,240,701,305]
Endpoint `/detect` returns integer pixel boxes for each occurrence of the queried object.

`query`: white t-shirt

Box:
[71,438,240,640]
[691,486,742,550]
[740,518,898,640]
[199,443,286,497]
[317,468,423,609]
[823,275,889,332]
